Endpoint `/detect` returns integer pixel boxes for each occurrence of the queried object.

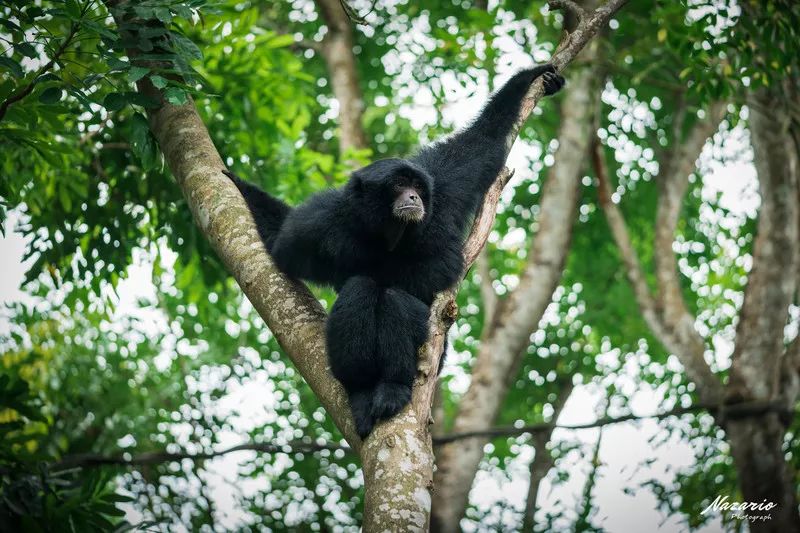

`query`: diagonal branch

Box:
[654,102,727,331]
[477,249,497,324]
[430,2,625,527]
[651,100,726,403]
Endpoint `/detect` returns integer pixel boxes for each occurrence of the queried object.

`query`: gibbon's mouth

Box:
[394,204,425,222]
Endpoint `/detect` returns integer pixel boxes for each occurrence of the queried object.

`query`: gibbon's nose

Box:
[408,192,418,201]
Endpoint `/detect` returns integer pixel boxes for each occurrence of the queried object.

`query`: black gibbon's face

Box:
[348,159,433,231]
[391,176,425,223]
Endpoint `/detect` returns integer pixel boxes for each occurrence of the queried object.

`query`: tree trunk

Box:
[314,0,369,154]
[723,83,800,531]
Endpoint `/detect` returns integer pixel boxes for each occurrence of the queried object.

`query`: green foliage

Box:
[0,368,136,530]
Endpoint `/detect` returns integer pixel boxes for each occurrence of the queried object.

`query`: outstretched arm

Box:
[410,65,564,228]
[223,170,291,251]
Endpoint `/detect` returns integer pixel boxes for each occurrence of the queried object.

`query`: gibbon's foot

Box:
[349,389,376,439]
[542,69,566,96]
[370,381,412,421]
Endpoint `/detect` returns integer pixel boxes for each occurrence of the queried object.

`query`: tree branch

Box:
[477,249,497,324]
[548,0,587,23]
[47,398,792,471]
[434,399,792,443]
[51,440,347,471]
[522,383,573,532]
[592,109,727,405]
[728,86,800,402]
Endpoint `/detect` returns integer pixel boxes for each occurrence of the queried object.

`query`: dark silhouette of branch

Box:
[548,0,587,22]
[45,399,793,470]
[51,440,349,471]
[433,399,791,444]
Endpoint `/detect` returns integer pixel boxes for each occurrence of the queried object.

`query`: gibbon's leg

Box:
[371,287,431,422]
[327,276,382,438]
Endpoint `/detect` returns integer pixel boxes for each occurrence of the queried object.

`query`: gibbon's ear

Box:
[349,172,364,195]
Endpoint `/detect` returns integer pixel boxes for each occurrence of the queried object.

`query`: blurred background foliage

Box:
[0,0,798,531]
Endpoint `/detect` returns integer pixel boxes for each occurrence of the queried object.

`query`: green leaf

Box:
[15,42,37,59]
[130,112,158,171]
[39,87,63,104]
[137,38,154,52]
[170,33,202,61]
[154,7,173,23]
[106,57,130,71]
[103,92,127,111]
[80,18,116,39]
[164,87,187,105]
[127,66,150,83]
[65,0,81,19]
[58,185,72,212]
[150,75,168,89]
[0,18,20,32]
[264,34,295,49]
[0,57,23,78]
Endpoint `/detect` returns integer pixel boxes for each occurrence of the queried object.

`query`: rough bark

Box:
[360,168,512,532]
[724,84,800,531]
[431,39,605,533]
[144,103,365,443]
[521,383,574,532]
[314,0,369,154]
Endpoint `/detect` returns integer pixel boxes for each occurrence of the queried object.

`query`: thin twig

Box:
[433,399,792,444]
[336,0,375,25]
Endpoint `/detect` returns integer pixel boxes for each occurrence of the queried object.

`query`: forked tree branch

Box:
[591,102,727,405]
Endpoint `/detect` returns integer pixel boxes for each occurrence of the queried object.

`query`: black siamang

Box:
[224,64,564,438]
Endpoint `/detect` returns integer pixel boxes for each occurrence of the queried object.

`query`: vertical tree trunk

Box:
[314,0,369,154]
[724,83,800,531]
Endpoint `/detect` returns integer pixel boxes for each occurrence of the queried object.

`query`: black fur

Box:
[224,64,564,438]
